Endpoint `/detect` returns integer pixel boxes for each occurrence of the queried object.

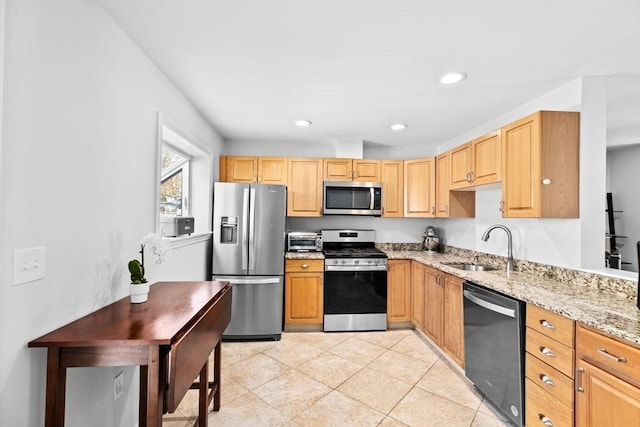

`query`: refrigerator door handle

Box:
[249,187,257,272]
[213,277,281,285]
[242,188,249,270]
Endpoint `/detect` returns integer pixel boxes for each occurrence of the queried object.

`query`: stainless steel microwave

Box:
[323,181,383,216]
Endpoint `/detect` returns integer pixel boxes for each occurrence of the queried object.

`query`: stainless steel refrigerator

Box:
[212,182,286,340]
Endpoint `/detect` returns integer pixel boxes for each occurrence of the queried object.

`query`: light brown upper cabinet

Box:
[219,156,288,185]
[436,152,475,218]
[380,160,404,217]
[404,157,436,217]
[450,129,502,190]
[287,158,323,217]
[501,111,579,218]
[323,158,381,182]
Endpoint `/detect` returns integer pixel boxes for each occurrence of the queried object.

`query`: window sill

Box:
[163,232,212,250]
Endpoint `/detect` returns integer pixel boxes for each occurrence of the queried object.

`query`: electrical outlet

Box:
[114,371,124,400]
[13,247,46,285]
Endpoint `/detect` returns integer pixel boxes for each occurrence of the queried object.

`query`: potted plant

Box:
[128,244,149,303]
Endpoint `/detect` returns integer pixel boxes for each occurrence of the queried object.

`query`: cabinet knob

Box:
[539,414,554,427]
[576,367,585,393]
[540,319,555,329]
[542,178,551,185]
[539,374,555,387]
[597,348,627,363]
[301,263,309,269]
[540,347,556,358]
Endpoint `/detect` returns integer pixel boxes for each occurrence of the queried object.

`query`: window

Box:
[156,113,213,237]
[160,145,190,216]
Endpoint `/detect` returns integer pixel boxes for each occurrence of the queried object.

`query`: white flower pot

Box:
[130,283,149,303]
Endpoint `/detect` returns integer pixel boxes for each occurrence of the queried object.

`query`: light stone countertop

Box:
[285,252,325,260]
[385,250,640,346]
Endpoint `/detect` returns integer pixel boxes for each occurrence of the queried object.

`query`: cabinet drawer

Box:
[577,326,640,386]
[527,328,575,378]
[285,259,324,272]
[526,353,574,407]
[527,304,575,347]
[525,378,573,427]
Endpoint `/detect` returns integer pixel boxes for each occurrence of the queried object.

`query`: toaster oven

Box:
[287,232,322,252]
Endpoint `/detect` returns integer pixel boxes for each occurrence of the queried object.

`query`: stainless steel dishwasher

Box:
[463,281,525,427]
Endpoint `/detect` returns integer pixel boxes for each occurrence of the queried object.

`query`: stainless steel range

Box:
[321,229,388,332]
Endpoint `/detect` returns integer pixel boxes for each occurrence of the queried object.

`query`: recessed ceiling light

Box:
[390,123,407,131]
[440,71,467,85]
[295,120,312,127]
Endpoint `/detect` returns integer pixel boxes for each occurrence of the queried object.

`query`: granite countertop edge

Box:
[385,250,640,345]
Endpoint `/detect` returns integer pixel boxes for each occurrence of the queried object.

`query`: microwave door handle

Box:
[370,187,375,210]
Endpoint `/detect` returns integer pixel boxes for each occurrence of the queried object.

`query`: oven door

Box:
[323,268,387,331]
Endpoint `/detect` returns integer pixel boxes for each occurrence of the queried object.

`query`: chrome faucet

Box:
[481,224,514,274]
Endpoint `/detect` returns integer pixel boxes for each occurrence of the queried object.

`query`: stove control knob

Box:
[354,260,359,264]
[333,260,338,265]
[341,260,346,265]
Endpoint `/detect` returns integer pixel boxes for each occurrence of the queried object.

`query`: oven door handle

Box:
[325,265,388,272]
[463,290,516,318]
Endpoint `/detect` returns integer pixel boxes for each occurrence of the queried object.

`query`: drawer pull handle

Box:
[539,414,554,427]
[540,347,556,358]
[301,263,309,269]
[576,367,585,393]
[540,319,555,329]
[540,374,555,387]
[597,348,627,363]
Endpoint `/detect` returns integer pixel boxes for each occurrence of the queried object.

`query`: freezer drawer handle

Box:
[463,290,516,318]
[213,277,280,285]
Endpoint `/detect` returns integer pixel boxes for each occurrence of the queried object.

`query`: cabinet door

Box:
[449,143,472,190]
[410,261,425,330]
[287,158,323,216]
[404,157,436,217]
[387,260,411,322]
[323,158,352,181]
[224,156,258,183]
[381,160,404,217]
[258,157,288,185]
[471,129,501,186]
[423,267,443,346]
[576,358,640,427]
[285,272,323,324]
[436,152,451,217]
[502,113,541,217]
[442,274,464,368]
[353,159,381,182]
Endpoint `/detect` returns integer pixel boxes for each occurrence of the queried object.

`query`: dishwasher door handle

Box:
[464,290,516,318]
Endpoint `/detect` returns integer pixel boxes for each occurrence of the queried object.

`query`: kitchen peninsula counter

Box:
[384,250,640,346]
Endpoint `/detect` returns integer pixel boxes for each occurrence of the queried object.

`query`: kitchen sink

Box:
[442,262,494,272]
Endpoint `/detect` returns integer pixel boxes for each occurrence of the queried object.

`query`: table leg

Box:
[139,346,162,427]
[213,340,221,411]
[198,361,209,427]
[45,347,66,427]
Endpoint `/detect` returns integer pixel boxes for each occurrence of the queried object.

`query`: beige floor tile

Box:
[295,331,353,351]
[221,341,268,367]
[297,351,364,388]
[390,333,440,365]
[253,369,331,418]
[355,330,411,349]
[378,416,410,427]
[161,413,191,427]
[471,411,512,427]
[389,387,476,427]
[415,359,482,410]
[227,353,291,390]
[176,372,248,419]
[368,349,432,385]
[207,392,290,427]
[337,367,412,415]
[263,339,325,367]
[293,390,385,427]
[329,336,387,365]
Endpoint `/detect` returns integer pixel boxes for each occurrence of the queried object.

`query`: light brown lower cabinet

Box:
[441,273,464,368]
[410,261,425,330]
[387,260,411,322]
[575,325,640,427]
[284,259,323,326]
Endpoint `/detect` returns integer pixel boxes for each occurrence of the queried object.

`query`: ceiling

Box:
[97,0,640,151]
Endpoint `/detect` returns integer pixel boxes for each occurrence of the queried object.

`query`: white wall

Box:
[0,2,223,426]
[607,145,640,271]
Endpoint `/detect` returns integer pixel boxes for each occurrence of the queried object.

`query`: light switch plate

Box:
[13,247,46,285]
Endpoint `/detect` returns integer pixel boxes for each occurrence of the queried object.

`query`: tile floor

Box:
[163,330,513,427]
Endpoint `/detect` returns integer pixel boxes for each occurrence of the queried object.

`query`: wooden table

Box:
[29,281,232,427]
